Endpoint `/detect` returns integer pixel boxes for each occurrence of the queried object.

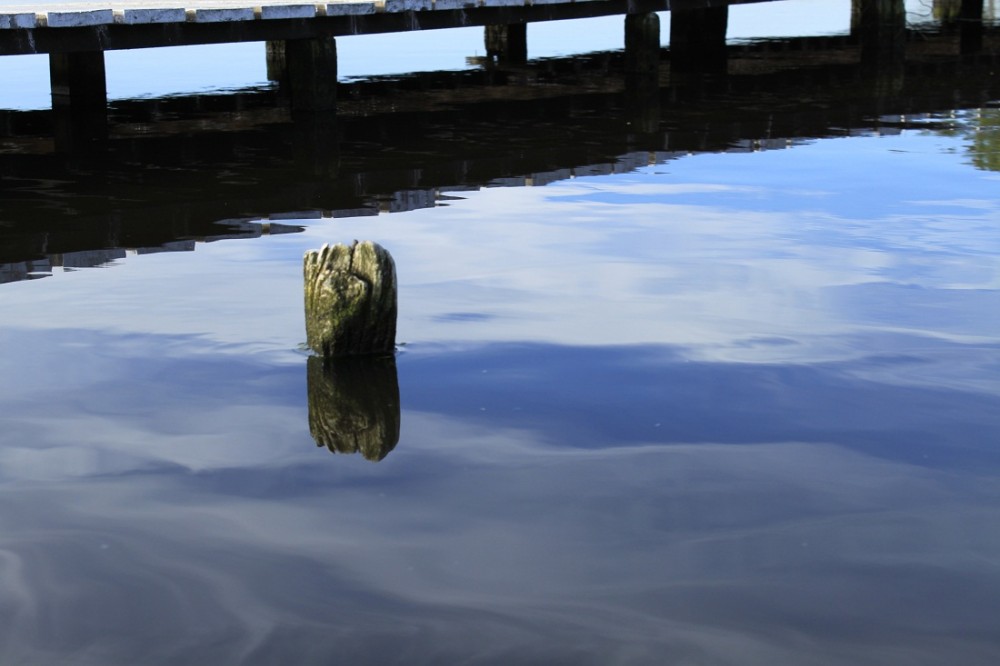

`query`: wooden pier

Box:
[0,0,991,148]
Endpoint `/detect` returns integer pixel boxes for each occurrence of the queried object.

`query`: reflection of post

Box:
[485,24,527,64]
[50,51,108,152]
[304,241,397,358]
[624,13,661,135]
[294,114,340,177]
[307,356,400,461]
[669,5,728,76]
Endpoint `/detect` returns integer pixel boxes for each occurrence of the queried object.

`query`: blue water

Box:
[2,1,1000,664]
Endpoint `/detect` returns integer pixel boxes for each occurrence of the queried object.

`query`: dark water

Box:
[2,7,1000,665]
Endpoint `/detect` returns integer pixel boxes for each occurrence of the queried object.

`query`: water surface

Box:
[2,3,1000,664]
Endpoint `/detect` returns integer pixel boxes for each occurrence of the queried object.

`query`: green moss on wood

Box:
[304,240,397,357]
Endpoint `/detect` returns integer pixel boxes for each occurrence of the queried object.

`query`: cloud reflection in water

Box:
[1,124,1000,663]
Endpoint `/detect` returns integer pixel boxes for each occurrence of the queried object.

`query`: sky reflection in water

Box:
[3,85,1000,666]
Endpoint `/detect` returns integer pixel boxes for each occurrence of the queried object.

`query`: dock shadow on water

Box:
[2,26,1000,284]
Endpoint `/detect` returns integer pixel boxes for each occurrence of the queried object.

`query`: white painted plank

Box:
[259,3,318,18]
[383,0,431,11]
[322,0,376,15]
[44,8,115,26]
[187,6,255,21]
[432,0,475,9]
[0,12,36,28]
[118,7,187,23]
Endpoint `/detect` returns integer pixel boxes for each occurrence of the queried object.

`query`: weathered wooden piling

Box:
[854,0,906,98]
[485,24,528,63]
[284,36,338,112]
[307,355,400,461]
[265,40,288,85]
[304,240,397,358]
[959,0,984,55]
[854,0,906,69]
[625,12,660,75]
[49,50,108,151]
[669,5,729,75]
[624,12,661,134]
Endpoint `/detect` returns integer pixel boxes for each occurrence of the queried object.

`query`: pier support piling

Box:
[854,0,906,101]
[624,12,661,134]
[266,40,288,84]
[854,0,906,69]
[669,5,728,75]
[485,24,527,63]
[959,0,984,54]
[49,51,108,151]
[282,37,338,112]
[625,12,660,75]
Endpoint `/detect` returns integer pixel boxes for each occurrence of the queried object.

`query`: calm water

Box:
[3,2,1000,664]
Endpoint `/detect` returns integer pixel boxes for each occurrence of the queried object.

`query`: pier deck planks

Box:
[0,0,608,29]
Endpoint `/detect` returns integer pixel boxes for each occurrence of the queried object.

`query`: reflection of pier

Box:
[1,27,999,283]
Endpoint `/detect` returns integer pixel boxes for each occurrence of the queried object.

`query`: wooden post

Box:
[485,24,527,63]
[284,36,338,112]
[959,0,984,54]
[669,5,728,75]
[49,51,108,151]
[294,115,340,177]
[624,12,661,134]
[625,12,660,75]
[856,0,906,69]
[266,40,287,84]
[307,355,400,461]
[854,0,906,103]
[304,241,397,358]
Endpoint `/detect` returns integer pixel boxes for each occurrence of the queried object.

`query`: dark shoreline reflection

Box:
[307,355,400,461]
[1,29,1000,284]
